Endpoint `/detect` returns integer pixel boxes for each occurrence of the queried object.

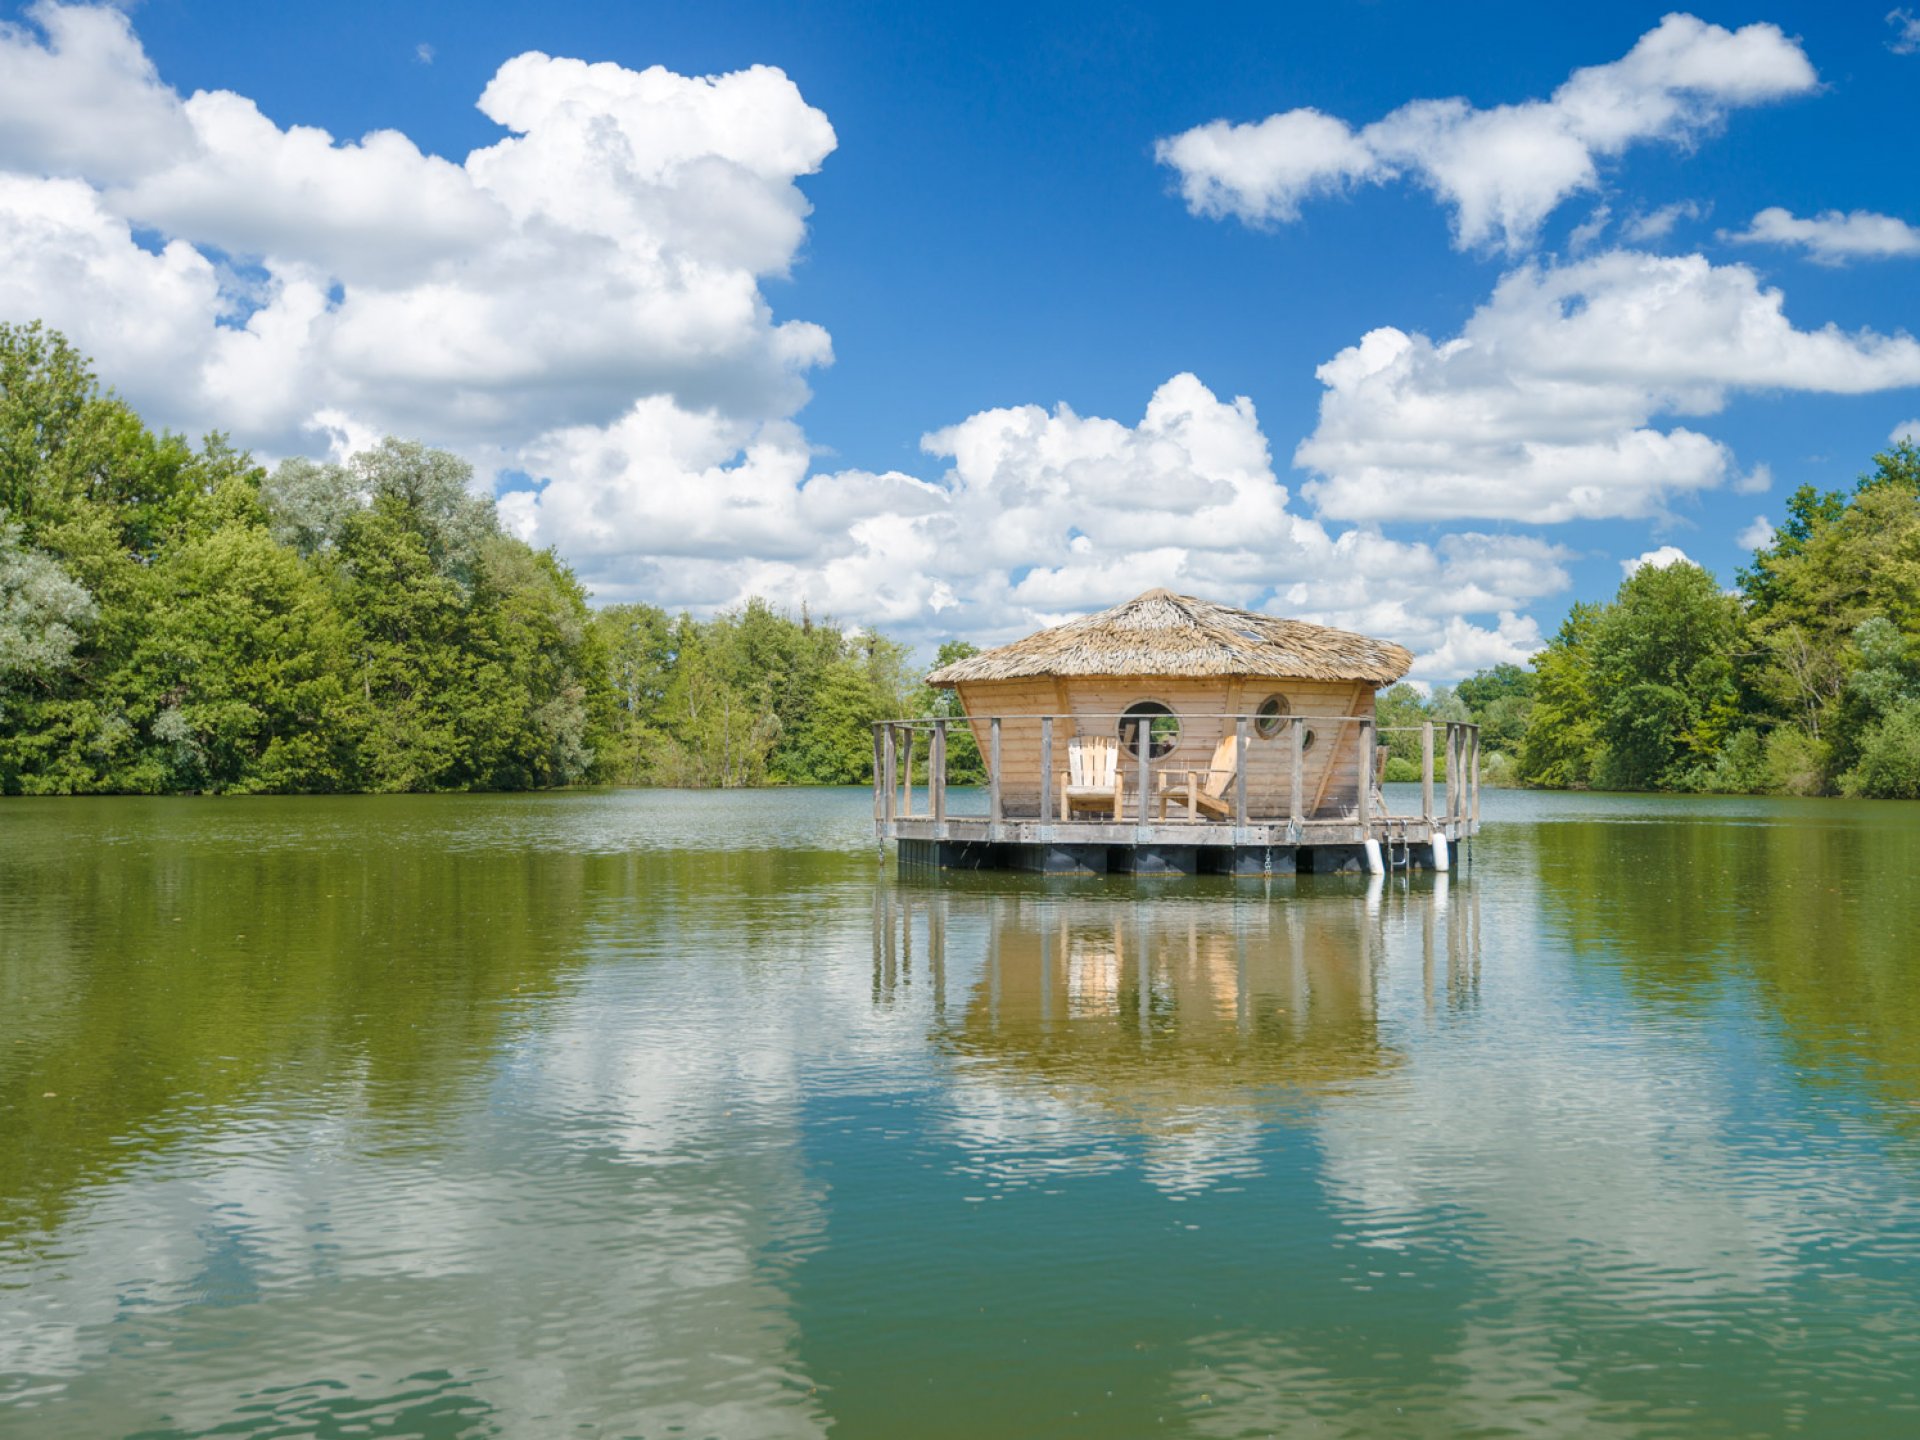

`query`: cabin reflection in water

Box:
[871,881,1481,1119]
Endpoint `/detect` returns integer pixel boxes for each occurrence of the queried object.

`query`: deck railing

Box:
[871,713,1480,837]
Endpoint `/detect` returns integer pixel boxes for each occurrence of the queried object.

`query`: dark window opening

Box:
[1119,701,1181,759]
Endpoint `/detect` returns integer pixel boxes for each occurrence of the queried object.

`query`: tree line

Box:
[9,322,1920,799]
[0,323,944,794]
[1392,439,1920,799]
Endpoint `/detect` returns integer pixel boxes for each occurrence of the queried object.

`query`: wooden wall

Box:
[952,675,1377,819]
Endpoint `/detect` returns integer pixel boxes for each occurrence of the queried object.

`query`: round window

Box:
[1254,694,1290,739]
[1119,701,1181,759]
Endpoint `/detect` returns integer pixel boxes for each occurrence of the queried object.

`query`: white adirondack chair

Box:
[1059,735,1125,819]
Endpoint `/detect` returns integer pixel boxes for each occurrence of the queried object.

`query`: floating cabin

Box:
[872,588,1481,875]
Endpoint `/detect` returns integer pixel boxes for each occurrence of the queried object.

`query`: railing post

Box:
[1290,716,1305,830]
[1234,715,1249,828]
[989,717,1002,825]
[1357,718,1373,832]
[1135,714,1148,835]
[882,724,896,825]
[1040,716,1053,824]
[872,724,884,824]
[932,719,946,826]
[1458,725,1468,824]
[1457,724,1467,824]
[901,727,914,818]
[1471,725,1481,826]
[1443,724,1456,828]
[1421,721,1435,824]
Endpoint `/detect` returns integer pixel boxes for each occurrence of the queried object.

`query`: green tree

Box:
[0,518,95,719]
[1455,663,1536,757]
[1588,562,1742,790]
[122,522,362,792]
[1518,603,1603,788]
[462,539,609,788]
[787,656,890,783]
[592,602,677,782]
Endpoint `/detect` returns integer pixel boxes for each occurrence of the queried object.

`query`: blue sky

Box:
[3,1,1917,675]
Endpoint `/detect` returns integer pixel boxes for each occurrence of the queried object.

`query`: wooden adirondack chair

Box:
[1059,735,1125,819]
[1157,735,1242,821]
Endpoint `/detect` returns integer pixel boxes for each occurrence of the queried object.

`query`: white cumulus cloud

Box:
[1621,544,1694,577]
[1736,515,1774,551]
[1723,206,1920,264]
[510,373,1565,675]
[1155,13,1816,253]
[1295,250,1920,524]
[1153,108,1381,226]
[0,2,837,460]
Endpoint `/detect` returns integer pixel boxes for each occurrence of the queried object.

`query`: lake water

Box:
[4,786,1920,1438]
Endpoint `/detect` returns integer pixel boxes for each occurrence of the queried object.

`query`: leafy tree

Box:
[265,440,498,585]
[0,518,95,717]
[123,522,362,792]
[463,539,608,788]
[1588,562,1742,790]
[787,656,890,783]
[592,603,677,782]
[1840,702,1920,798]
[1518,603,1603,788]
[0,321,103,536]
[1455,663,1536,757]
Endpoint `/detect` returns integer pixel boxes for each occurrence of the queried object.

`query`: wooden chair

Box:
[1059,735,1125,819]
[1157,735,1242,821]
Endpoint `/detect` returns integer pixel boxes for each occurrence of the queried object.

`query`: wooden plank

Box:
[989,717,1002,823]
[1234,716,1249,827]
[872,725,884,822]
[1421,721,1435,823]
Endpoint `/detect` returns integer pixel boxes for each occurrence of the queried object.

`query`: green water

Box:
[4,787,1920,1438]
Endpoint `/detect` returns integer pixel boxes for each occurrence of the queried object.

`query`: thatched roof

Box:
[926,588,1413,687]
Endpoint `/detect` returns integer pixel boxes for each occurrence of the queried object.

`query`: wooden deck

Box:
[872,714,1481,874]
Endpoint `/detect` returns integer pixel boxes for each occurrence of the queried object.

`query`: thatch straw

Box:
[926,588,1414,686]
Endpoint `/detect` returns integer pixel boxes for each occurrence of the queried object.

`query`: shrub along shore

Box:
[5,322,1918,797]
